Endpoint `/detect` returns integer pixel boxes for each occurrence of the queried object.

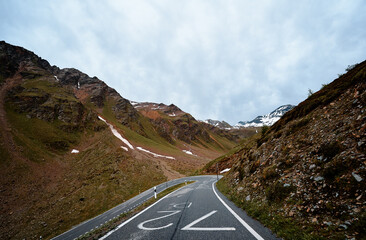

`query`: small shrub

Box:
[345,64,356,72]
[288,117,310,134]
[265,181,295,203]
[317,141,344,161]
[262,164,279,180]
[261,125,270,136]
[249,160,260,173]
[307,88,314,97]
[238,166,245,181]
[350,210,366,238]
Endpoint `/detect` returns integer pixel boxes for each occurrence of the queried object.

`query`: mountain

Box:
[202,61,366,239]
[236,104,295,128]
[131,101,241,147]
[0,41,240,239]
[204,119,232,129]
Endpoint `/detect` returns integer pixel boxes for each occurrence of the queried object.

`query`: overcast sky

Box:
[1,0,366,124]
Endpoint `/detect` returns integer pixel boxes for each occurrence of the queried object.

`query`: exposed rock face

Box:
[56,68,140,126]
[0,40,56,81]
[0,43,102,132]
[210,61,366,239]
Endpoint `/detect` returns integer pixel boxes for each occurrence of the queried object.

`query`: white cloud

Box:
[1,0,366,124]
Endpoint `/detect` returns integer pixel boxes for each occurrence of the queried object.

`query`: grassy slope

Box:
[2,108,168,239]
[100,98,236,174]
[0,76,168,239]
[0,65,237,239]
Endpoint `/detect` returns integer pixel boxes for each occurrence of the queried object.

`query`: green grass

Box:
[102,99,178,152]
[38,128,168,240]
[5,104,80,162]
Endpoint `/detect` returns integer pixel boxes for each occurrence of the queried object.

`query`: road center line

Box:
[99,185,188,240]
[212,181,264,240]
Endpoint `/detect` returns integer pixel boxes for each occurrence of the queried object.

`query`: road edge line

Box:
[99,184,189,239]
[212,181,264,240]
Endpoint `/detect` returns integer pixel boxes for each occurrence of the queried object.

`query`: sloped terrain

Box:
[0,41,239,239]
[207,61,366,239]
[133,101,238,147]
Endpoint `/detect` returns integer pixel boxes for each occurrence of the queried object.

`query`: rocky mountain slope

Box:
[132,101,239,147]
[236,104,295,128]
[204,61,366,239]
[204,119,232,129]
[0,41,239,239]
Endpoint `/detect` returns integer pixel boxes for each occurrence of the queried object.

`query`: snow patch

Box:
[98,116,107,123]
[168,113,176,117]
[220,168,231,173]
[71,149,79,154]
[98,116,134,149]
[137,147,175,159]
[120,146,129,152]
[182,150,197,156]
[54,75,59,81]
[183,150,193,155]
[130,101,139,106]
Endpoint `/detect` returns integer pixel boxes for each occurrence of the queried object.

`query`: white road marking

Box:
[181,210,236,231]
[137,210,181,230]
[212,181,264,240]
[172,202,192,209]
[99,185,188,239]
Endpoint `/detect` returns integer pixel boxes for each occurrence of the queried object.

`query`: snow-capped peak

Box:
[236,104,295,128]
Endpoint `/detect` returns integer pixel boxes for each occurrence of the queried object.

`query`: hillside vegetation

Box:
[0,41,239,239]
[208,61,366,239]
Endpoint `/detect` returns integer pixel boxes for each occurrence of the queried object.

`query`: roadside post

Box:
[216,163,219,180]
[154,186,157,199]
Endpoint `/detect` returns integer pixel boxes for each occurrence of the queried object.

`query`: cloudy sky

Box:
[1,0,366,124]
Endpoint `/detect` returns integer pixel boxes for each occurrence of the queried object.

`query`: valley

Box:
[0,40,364,240]
[0,41,242,239]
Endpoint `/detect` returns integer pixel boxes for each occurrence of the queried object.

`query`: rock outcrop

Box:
[207,61,366,239]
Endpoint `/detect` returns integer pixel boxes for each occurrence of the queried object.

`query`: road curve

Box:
[52,176,217,240]
[100,175,279,240]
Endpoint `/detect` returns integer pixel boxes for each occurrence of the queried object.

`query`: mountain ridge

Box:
[0,41,239,239]
[236,104,295,128]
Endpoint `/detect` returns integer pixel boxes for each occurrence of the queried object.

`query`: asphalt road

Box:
[100,175,279,240]
[52,176,218,240]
